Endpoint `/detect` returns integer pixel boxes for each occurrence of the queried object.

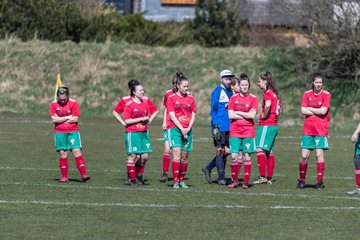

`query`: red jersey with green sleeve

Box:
[259,89,280,126]
[166,93,196,128]
[301,89,331,136]
[228,93,258,138]
[49,98,80,133]
[124,98,158,132]
[114,95,156,114]
[163,89,176,130]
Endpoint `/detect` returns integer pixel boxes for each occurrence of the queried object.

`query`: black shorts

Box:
[213,131,230,148]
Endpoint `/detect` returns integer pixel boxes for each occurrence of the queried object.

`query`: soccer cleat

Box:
[130,179,139,187]
[136,174,145,185]
[227,181,239,188]
[267,179,273,185]
[346,188,360,195]
[179,181,189,189]
[217,179,227,185]
[253,177,268,184]
[58,177,69,183]
[242,183,249,189]
[173,182,180,189]
[202,167,212,184]
[296,180,305,189]
[81,175,90,182]
[316,181,325,190]
[159,172,168,182]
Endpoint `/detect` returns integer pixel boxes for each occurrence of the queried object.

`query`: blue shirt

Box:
[210,84,233,132]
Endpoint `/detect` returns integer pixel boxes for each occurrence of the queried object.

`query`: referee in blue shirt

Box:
[202,69,234,185]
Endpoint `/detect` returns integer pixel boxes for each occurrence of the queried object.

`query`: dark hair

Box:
[57,86,69,97]
[259,71,278,95]
[239,73,250,89]
[174,71,188,87]
[230,77,239,86]
[128,79,140,90]
[171,74,178,92]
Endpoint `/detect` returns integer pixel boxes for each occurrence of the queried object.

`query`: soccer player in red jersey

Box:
[254,71,281,185]
[227,74,258,189]
[346,122,360,195]
[159,75,178,182]
[123,83,158,186]
[296,73,331,190]
[50,86,90,183]
[166,72,196,189]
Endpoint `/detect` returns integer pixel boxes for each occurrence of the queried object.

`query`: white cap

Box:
[220,69,234,78]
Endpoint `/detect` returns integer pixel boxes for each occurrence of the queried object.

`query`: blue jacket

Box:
[211,84,233,132]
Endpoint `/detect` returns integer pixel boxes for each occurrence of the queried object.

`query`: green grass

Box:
[0,115,359,240]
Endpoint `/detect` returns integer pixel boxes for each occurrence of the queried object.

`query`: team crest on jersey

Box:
[70,138,75,145]
[146,143,151,149]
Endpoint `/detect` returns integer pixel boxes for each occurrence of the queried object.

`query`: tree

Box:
[192,0,248,47]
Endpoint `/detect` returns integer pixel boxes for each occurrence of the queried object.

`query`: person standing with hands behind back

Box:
[202,69,234,185]
[50,86,90,183]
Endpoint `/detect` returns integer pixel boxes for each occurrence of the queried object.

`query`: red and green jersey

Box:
[124,98,158,132]
[228,93,258,138]
[49,98,80,133]
[114,95,157,115]
[301,89,331,136]
[163,89,176,130]
[259,89,280,126]
[166,93,196,129]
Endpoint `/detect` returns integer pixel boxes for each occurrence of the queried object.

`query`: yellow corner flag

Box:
[53,73,63,101]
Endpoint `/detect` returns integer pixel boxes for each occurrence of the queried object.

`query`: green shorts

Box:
[125,131,152,155]
[256,126,278,151]
[168,128,193,152]
[54,132,82,151]
[301,135,329,150]
[230,137,256,154]
[164,129,169,142]
[354,135,360,156]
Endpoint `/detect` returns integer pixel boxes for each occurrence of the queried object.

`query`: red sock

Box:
[317,162,325,183]
[135,161,141,175]
[267,153,275,179]
[355,168,360,188]
[256,151,266,177]
[230,160,239,182]
[180,160,188,182]
[243,160,252,183]
[127,161,136,180]
[59,158,68,178]
[237,156,243,173]
[75,156,87,176]
[162,151,171,173]
[172,158,180,183]
[299,162,308,182]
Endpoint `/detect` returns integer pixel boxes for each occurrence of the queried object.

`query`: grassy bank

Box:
[0,38,358,124]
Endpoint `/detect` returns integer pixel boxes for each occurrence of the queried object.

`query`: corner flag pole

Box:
[53,73,63,101]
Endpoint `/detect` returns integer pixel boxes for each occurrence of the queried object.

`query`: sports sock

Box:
[126,161,136,181]
[162,151,171,174]
[316,162,325,183]
[180,159,188,182]
[243,159,252,183]
[237,155,243,173]
[75,155,87,176]
[172,158,180,183]
[299,161,308,182]
[267,152,275,179]
[59,158,68,178]
[356,168,360,188]
[216,149,225,180]
[256,151,266,177]
[230,160,239,182]
[135,160,141,175]
[207,157,216,170]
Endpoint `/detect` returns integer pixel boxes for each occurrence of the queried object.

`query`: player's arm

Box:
[307,106,328,116]
[185,112,196,133]
[148,110,159,125]
[261,100,272,120]
[65,115,79,123]
[162,109,167,130]
[228,110,243,120]
[169,111,185,132]
[351,122,360,143]
[210,90,220,126]
[125,116,149,125]
[238,108,257,120]
[112,110,126,127]
[301,107,314,116]
[51,114,71,123]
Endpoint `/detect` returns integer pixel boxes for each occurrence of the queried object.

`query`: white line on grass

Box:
[0,199,359,210]
[2,181,360,202]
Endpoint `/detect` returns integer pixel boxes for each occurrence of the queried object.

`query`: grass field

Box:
[1,115,359,240]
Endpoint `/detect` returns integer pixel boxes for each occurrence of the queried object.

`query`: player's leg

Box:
[228,137,241,188]
[179,151,189,188]
[242,153,252,189]
[297,148,311,189]
[54,133,69,182]
[160,130,171,182]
